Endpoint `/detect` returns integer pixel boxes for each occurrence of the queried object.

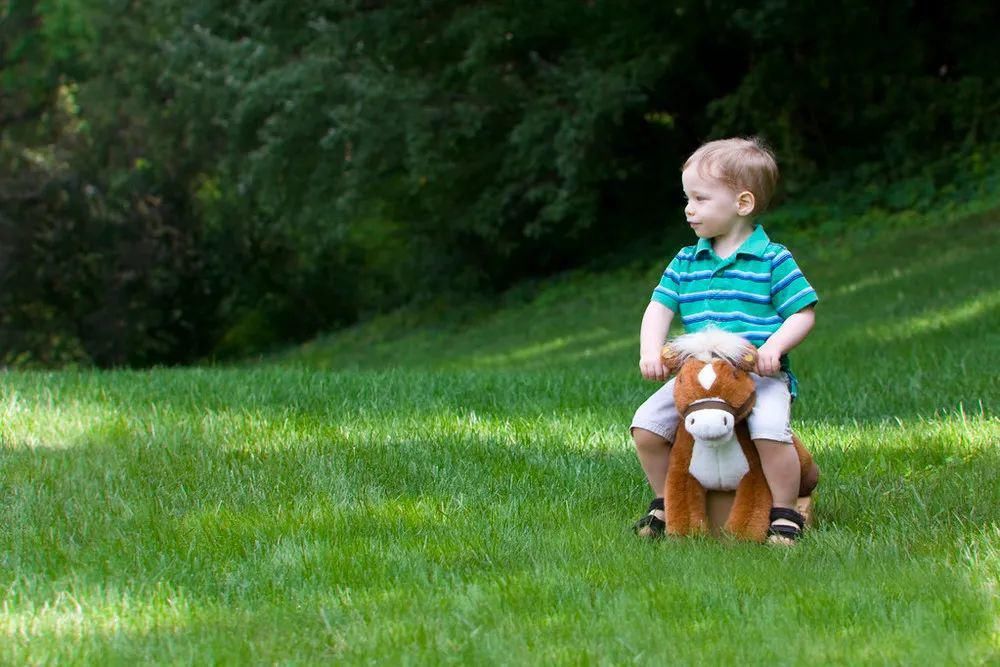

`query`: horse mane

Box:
[668,328,756,365]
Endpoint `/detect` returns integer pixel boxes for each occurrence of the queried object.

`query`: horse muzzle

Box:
[683,400,737,443]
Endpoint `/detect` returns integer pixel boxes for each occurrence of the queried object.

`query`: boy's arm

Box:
[762,245,818,376]
[639,301,675,381]
[756,305,815,376]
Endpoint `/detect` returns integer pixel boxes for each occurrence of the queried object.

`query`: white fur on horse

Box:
[669,328,755,365]
[686,402,751,491]
[697,363,718,390]
[688,428,751,491]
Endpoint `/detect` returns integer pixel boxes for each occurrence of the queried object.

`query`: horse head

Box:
[661,330,758,445]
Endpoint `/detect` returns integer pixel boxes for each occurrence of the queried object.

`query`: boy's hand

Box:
[755,342,783,376]
[639,356,670,382]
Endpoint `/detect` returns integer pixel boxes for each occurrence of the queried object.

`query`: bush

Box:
[0,172,220,367]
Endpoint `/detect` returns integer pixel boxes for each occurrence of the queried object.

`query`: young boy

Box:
[631,137,817,542]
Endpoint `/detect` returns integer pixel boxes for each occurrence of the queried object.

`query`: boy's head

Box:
[682,137,779,221]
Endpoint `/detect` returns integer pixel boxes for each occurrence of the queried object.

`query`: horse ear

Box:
[660,343,684,374]
[735,346,758,373]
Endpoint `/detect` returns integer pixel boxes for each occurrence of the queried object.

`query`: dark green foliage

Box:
[0,175,218,366]
[711,3,999,185]
[1,0,222,366]
[2,0,998,366]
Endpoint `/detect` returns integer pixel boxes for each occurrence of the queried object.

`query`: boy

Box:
[631,137,817,543]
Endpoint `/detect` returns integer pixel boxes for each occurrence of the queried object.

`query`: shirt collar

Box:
[694,224,770,259]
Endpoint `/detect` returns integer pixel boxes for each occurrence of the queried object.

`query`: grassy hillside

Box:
[285,210,999,421]
[1,209,998,664]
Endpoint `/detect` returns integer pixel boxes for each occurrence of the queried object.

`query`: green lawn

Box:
[2,211,999,664]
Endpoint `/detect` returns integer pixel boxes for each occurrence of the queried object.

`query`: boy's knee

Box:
[752,436,794,449]
[632,427,671,451]
[754,438,800,472]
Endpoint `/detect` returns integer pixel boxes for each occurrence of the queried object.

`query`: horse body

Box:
[660,330,818,542]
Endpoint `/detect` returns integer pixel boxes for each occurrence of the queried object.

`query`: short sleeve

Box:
[650,253,684,313]
[770,248,818,318]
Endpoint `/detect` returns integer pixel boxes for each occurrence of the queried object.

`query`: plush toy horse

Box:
[661,329,819,543]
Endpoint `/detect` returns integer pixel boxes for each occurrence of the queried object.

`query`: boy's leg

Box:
[633,427,671,494]
[630,379,679,535]
[630,377,679,494]
[631,429,670,536]
[747,374,803,540]
[754,440,800,509]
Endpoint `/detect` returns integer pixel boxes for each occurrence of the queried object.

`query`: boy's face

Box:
[681,164,750,240]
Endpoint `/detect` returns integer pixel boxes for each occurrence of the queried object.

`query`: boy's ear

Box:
[660,343,684,374]
[736,190,756,216]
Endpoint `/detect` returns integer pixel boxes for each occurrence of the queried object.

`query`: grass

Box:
[2,208,999,664]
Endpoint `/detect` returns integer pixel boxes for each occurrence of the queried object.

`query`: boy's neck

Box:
[711,221,755,259]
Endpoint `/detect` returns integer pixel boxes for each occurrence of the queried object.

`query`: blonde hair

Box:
[683,137,779,214]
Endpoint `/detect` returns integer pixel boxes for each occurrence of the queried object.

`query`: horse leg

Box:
[665,466,708,536]
[726,471,772,541]
[726,438,773,541]
[686,474,708,535]
[793,436,820,497]
[665,431,708,536]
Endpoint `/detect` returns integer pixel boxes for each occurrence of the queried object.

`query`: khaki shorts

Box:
[631,373,793,444]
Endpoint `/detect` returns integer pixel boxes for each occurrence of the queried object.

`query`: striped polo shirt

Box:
[651,225,818,394]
